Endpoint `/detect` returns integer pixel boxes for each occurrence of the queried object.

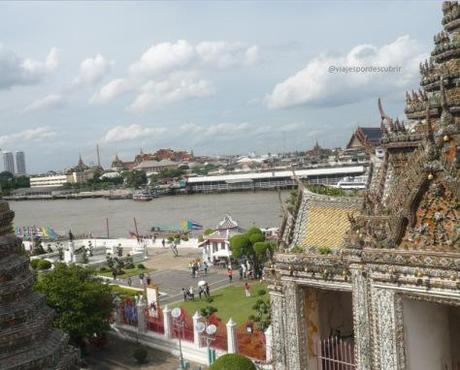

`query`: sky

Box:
[0,1,442,173]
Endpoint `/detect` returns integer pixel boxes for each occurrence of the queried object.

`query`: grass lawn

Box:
[98,267,154,279]
[172,281,267,325]
[110,285,142,298]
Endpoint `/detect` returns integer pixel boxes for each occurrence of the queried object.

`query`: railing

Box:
[171,309,194,342]
[443,362,460,370]
[314,337,355,370]
[205,313,228,351]
[236,321,266,361]
[145,306,164,335]
[121,299,137,327]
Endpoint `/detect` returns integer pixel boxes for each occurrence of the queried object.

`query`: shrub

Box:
[318,246,332,255]
[30,259,40,269]
[99,267,108,272]
[209,353,256,370]
[125,262,135,269]
[37,259,52,270]
[257,288,267,296]
[137,263,145,269]
[132,346,148,364]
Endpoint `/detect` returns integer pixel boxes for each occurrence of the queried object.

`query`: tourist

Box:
[162,239,166,248]
[127,277,132,286]
[182,288,187,301]
[112,269,117,281]
[205,282,210,297]
[146,275,151,286]
[189,286,194,300]
[198,286,203,299]
[139,272,145,286]
[239,266,243,280]
[203,261,208,275]
[244,282,251,297]
[227,268,233,282]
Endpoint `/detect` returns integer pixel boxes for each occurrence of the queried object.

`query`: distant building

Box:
[198,214,242,264]
[15,151,26,175]
[2,151,14,174]
[346,126,383,151]
[30,174,69,188]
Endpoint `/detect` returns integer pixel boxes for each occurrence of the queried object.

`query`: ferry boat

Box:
[335,176,367,189]
[132,189,153,201]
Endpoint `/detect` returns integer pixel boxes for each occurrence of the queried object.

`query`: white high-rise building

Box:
[15,151,26,175]
[2,152,14,174]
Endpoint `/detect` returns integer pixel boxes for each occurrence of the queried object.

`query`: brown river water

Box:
[9,191,288,237]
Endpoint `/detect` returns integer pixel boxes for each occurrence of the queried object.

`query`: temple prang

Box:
[0,200,79,369]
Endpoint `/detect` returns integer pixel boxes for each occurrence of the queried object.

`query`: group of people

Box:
[182,282,211,301]
[189,259,208,278]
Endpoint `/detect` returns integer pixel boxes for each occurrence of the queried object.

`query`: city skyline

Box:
[0,1,441,173]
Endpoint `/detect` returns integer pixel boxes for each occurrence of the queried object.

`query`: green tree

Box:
[230,228,276,277]
[122,170,147,188]
[34,263,113,347]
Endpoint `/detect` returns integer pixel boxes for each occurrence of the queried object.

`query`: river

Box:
[9,191,288,237]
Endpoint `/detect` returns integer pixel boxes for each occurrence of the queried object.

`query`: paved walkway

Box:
[84,333,203,370]
[113,269,231,304]
[108,247,233,305]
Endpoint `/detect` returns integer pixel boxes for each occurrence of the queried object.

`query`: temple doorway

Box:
[403,298,460,370]
[304,288,355,370]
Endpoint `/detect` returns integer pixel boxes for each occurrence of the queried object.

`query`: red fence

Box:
[206,313,228,351]
[314,337,355,370]
[236,321,266,361]
[145,306,164,335]
[171,309,194,342]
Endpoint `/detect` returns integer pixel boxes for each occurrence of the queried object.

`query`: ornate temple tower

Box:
[267,2,459,370]
[0,200,79,369]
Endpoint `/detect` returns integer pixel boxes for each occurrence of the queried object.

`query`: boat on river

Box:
[133,189,153,201]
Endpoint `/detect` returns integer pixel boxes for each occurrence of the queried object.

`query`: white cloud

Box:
[92,40,258,108]
[102,124,166,143]
[0,127,57,146]
[24,94,64,112]
[129,40,195,77]
[196,42,259,69]
[75,54,112,85]
[179,122,251,137]
[266,35,426,109]
[127,74,214,113]
[91,78,132,104]
[0,46,60,89]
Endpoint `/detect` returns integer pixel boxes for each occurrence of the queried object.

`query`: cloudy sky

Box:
[0,1,441,173]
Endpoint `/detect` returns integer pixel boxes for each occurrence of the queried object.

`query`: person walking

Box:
[162,239,166,248]
[205,282,210,297]
[227,268,233,283]
[244,282,251,297]
[182,288,188,302]
[146,275,151,286]
[198,286,203,300]
[139,272,144,286]
[239,266,243,280]
[189,286,195,301]
[127,277,132,286]
[203,261,208,275]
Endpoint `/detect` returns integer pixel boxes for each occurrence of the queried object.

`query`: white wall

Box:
[403,298,451,370]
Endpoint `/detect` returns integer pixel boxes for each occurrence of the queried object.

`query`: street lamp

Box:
[171,307,187,370]
[195,321,217,365]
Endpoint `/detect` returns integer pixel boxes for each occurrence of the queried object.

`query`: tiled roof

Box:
[291,190,360,249]
[217,214,239,230]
